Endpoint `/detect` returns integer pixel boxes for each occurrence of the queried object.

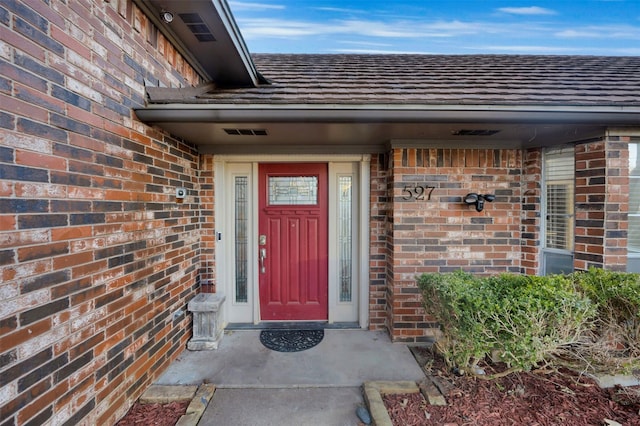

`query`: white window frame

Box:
[541,146,575,275]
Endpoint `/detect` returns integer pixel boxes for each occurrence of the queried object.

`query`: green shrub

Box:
[573,267,640,326]
[571,268,640,371]
[418,271,596,376]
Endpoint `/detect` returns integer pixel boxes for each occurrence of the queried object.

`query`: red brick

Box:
[0,24,47,62]
[15,150,67,170]
[17,380,69,425]
[0,94,48,123]
[0,318,52,352]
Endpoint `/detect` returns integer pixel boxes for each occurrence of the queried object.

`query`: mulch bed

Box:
[384,347,640,426]
[115,401,189,426]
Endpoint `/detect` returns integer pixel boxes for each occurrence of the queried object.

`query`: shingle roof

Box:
[181,54,640,107]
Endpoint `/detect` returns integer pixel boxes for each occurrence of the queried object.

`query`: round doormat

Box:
[259,329,324,352]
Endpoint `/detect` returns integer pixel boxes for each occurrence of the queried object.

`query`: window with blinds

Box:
[629,143,640,272]
[544,148,575,251]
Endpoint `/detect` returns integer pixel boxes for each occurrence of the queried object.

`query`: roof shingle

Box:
[157,54,640,106]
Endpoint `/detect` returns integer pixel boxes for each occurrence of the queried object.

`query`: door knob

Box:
[259,248,267,273]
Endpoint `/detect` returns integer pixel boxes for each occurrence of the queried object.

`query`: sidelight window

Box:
[338,176,353,302]
[234,176,248,303]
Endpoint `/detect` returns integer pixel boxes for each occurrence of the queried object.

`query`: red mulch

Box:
[115,401,189,426]
[384,348,640,426]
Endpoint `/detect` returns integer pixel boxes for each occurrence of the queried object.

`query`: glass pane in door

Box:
[268,176,318,205]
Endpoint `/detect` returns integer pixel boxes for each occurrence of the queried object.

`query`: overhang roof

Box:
[136,54,640,153]
[152,54,640,107]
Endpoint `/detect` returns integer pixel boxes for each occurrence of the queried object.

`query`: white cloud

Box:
[555,25,640,39]
[337,40,393,47]
[238,19,319,37]
[229,1,286,11]
[479,44,579,53]
[479,44,640,55]
[497,6,557,15]
[331,48,436,54]
[313,7,366,14]
[237,17,525,40]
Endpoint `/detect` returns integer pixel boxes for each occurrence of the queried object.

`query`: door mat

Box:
[259,329,324,352]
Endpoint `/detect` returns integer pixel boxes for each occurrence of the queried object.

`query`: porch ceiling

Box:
[134,105,638,154]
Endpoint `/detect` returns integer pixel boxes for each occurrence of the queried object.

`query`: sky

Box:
[228,0,640,55]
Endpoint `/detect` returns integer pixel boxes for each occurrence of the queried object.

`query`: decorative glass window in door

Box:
[268,176,318,205]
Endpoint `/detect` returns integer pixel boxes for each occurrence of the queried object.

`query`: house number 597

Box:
[402,185,436,201]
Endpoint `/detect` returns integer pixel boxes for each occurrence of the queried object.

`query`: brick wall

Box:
[521,148,542,275]
[386,147,523,342]
[198,155,216,290]
[368,153,388,330]
[574,136,630,271]
[1,1,204,424]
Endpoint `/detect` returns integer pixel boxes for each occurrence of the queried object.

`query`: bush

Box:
[418,271,596,376]
[571,268,640,371]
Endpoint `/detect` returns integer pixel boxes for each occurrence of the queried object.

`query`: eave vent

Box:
[178,13,216,42]
[452,129,501,136]
[224,128,268,136]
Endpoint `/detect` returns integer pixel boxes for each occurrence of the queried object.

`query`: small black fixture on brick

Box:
[464,193,495,212]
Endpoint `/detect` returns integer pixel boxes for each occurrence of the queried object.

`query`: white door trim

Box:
[214,154,371,328]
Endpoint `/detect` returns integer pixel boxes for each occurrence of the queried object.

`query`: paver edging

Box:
[361,346,453,425]
[139,383,216,426]
[362,381,420,426]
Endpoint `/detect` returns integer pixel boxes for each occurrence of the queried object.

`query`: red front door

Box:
[258,163,328,321]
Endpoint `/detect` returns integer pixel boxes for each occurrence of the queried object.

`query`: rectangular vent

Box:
[195,33,216,42]
[224,128,268,136]
[178,13,216,42]
[451,129,501,136]
[179,13,202,24]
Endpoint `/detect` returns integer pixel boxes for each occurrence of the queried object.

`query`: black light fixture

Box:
[160,10,174,23]
[464,193,495,212]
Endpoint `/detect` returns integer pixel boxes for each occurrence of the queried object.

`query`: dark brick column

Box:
[574,135,629,271]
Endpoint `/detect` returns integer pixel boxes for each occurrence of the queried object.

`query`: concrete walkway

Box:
[155,329,425,425]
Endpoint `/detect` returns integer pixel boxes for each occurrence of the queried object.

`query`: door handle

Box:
[259,248,267,273]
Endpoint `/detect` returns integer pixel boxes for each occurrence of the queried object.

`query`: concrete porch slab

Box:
[197,387,364,426]
[156,329,425,387]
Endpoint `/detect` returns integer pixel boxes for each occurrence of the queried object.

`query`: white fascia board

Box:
[135,103,640,125]
[211,0,260,87]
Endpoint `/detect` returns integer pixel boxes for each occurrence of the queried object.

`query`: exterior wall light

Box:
[160,10,174,23]
[464,193,495,212]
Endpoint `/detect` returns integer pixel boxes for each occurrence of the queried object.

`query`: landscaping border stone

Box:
[139,384,216,426]
[363,381,420,426]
